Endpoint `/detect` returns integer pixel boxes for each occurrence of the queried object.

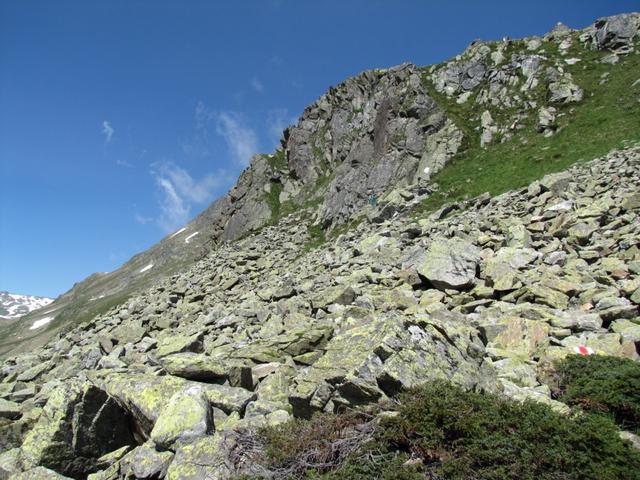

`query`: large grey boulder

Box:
[592,14,639,51]
[418,238,481,290]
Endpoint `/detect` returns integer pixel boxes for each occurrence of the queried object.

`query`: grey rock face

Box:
[434,60,487,94]
[282,63,459,227]
[592,13,639,51]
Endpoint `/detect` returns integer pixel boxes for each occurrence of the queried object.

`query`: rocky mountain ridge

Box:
[0,12,639,479]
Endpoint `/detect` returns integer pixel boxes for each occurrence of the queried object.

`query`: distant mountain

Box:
[0,291,53,320]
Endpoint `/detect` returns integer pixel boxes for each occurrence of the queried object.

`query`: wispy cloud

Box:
[134,212,152,224]
[250,77,264,93]
[181,101,214,158]
[266,109,297,148]
[156,176,189,232]
[102,121,114,143]
[116,159,133,168]
[215,111,259,167]
[152,162,232,232]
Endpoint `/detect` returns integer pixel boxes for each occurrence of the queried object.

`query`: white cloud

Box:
[116,159,133,168]
[215,111,259,167]
[102,121,114,142]
[152,162,232,232]
[182,101,214,158]
[266,109,297,148]
[156,176,189,232]
[250,77,264,93]
[134,212,152,225]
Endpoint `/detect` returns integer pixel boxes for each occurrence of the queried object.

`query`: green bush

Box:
[553,354,640,433]
[247,381,640,480]
[372,381,640,480]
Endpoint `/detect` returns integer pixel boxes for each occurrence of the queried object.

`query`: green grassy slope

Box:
[414,35,640,215]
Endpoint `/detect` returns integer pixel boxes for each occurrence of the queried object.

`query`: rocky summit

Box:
[1,12,640,480]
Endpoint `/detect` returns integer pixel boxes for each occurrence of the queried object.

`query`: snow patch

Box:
[185,232,199,244]
[30,316,54,330]
[139,263,154,273]
[0,292,54,320]
[170,227,187,239]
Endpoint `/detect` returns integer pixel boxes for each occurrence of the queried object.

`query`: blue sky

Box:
[1,0,637,298]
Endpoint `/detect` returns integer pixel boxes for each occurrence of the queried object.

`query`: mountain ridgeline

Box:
[1,12,640,479]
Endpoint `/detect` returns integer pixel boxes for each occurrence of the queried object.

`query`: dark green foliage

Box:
[264,180,284,224]
[374,381,640,480]
[303,224,326,252]
[248,381,640,480]
[553,354,640,433]
[267,150,288,171]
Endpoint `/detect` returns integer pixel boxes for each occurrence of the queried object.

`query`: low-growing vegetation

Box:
[237,381,640,480]
[552,354,640,434]
[413,35,640,216]
[303,224,327,252]
[267,149,289,171]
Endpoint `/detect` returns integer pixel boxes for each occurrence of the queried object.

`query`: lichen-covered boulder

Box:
[0,447,20,478]
[93,372,255,436]
[155,332,204,357]
[19,380,134,478]
[289,312,492,417]
[150,385,213,449]
[479,314,551,360]
[485,247,539,291]
[118,443,174,480]
[160,353,227,381]
[8,466,73,479]
[165,434,236,480]
[418,238,480,290]
[0,398,21,420]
